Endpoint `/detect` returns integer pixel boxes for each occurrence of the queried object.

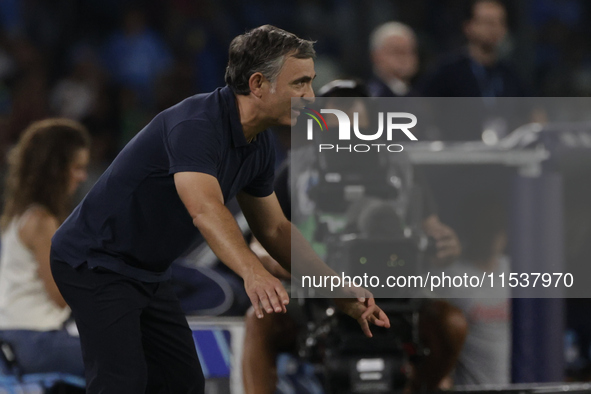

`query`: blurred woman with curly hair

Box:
[0,118,90,377]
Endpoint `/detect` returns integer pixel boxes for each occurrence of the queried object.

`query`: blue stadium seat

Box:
[0,340,85,393]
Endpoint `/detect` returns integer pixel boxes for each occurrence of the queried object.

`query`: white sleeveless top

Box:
[0,212,71,330]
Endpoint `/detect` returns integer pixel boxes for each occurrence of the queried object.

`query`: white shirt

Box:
[0,213,70,330]
[442,256,512,385]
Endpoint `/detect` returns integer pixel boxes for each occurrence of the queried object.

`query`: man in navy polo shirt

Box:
[50,25,390,394]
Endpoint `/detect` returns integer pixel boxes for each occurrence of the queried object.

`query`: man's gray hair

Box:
[225,25,316,95]
[370,22,416,52]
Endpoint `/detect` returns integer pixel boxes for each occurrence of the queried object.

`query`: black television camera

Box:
[294,121,431,393]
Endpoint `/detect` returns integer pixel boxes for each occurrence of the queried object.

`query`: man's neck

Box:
[468,43,498,67]
[385,76,410,96]
[235,93,271,142]
[375,68,410,93]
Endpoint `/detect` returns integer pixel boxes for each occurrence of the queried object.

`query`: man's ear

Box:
[249,72,266,98]
[370,49,381,69]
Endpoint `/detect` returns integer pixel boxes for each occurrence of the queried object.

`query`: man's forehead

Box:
[279,56,315,78]
[383,34,415,48]
[475,2,506,17]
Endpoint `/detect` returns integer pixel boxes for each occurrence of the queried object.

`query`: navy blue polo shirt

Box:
[51,86,276,282]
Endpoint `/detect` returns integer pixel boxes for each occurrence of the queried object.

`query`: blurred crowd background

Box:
[1,0,591,168]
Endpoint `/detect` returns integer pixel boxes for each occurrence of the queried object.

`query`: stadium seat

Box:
[0,340,85,393]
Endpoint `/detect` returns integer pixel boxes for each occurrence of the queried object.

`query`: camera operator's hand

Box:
[423,215,461,266]
[334,295,391,338]
[244,266,290,319]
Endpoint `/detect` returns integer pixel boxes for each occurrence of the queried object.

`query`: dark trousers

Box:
[51,257,205,394]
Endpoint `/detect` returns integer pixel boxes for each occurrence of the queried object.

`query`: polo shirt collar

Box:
[221,86,249,148]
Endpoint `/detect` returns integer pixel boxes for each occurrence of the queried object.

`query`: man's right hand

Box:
[244,267,290,318]
[250,237,292,280]
[175,172,290,319]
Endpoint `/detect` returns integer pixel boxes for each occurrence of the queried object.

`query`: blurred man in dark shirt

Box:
[367,22,419,98]
[417,0,527,98]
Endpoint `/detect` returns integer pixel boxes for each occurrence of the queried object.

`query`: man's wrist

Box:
[238,255,268,280]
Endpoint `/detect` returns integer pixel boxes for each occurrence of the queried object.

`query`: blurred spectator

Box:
[368,22,419,97]
[0,34,16,159]
[529,0,591,96]
[0,0,22,38]
[441,193,511,385]
[116,86,152,149]
[153,58,195,112]
[102,6,173,106]
[0,118,90,377]
[0,34,16,89]
[50,45,105,121]
[3,37,49,158]
[49,44,119,183]
[417,0,527,97]
[165,0,238,93]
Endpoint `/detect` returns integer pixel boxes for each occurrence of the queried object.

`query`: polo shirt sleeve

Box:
[166,119,221,177]
[241,138,276,198]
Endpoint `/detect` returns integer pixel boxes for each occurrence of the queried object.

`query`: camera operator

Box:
[242,80,466,393]
[438,193,511,386]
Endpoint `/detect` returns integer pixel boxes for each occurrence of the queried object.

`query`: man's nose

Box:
[302,85,315,104]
